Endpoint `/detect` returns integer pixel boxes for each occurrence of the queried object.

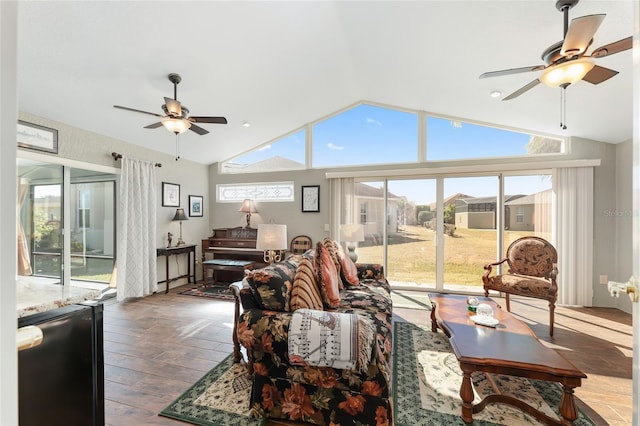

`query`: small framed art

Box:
[17,120,58,154]
[301,185,320,212]
[189,195,203,217]
[162,182,180,207]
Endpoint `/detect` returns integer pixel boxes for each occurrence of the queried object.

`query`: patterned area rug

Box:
[159,355,264,425]
[177,284,235,301]
[393,322,596,426]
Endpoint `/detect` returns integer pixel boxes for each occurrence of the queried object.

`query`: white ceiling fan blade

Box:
[561,14,605,57]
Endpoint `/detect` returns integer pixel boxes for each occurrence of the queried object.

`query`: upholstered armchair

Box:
[482,236,558,336]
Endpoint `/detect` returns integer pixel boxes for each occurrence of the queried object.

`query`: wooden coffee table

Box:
[429,293,586,426]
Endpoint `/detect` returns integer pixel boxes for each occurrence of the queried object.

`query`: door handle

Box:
[17,325,43,351]
[608,276,639,303]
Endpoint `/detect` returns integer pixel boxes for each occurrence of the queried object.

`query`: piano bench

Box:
[202,259,255,285]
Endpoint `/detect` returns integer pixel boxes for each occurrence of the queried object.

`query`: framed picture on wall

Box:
[301,185,320,212]
[162,182,180,207]
[17,120,58,154]
[189,195,203,217]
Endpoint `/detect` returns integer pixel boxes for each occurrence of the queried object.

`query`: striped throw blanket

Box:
[288,309,374,372]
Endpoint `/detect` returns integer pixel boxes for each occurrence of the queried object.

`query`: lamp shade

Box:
[239,199,258,214]
[340,224,364,242]
[162,117,191,134]
[256,224,287,250]
[172,208,188,221]
[539,59,595,87]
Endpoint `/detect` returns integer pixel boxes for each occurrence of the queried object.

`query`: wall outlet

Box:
[599,275,608,285]
[324,224,330,232]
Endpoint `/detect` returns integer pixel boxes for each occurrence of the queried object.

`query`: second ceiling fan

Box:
[479,0,632,101]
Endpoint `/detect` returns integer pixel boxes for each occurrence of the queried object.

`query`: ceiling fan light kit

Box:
[161,117,191,134]
[539,58,595,87]
[478,0,631,102]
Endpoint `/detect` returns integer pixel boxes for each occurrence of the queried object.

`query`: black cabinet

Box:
[18,302,104,426]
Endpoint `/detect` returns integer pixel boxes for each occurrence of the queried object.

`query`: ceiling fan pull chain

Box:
[175,133,180,161]
[559,88,567,130]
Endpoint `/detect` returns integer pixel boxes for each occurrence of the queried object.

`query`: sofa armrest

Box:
[356,263,385,280]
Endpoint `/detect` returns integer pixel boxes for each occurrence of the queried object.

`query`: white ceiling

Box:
[17,1,634,166]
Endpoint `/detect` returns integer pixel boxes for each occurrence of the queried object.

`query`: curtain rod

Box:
[112,152,162,167]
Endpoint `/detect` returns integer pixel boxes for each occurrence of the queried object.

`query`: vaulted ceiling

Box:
[17,1,634,165]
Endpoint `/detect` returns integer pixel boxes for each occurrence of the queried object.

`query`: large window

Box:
[220,129,305,174]
[313,104,418,167]
[220,101,567,173]
[426,117,564,161]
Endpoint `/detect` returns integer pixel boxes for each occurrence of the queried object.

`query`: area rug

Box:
[159,354,264,425]
[177,284,235,301]
[393,321,596,426]
[391,290,432,310]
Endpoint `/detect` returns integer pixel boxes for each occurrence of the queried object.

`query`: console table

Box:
[157,244,196,293]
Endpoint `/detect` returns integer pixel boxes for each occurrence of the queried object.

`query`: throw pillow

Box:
[245,262,294,312]
[334,241,359,286]
[323,237,343,289]
[315,242,341,308]
[290,258,323,311]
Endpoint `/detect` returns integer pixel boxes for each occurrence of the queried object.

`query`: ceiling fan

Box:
[479,0,632,101]
[114,73,227,135]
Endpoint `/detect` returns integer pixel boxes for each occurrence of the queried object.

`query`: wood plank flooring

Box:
[103,287,632,426]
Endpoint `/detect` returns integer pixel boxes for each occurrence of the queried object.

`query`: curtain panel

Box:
[116,157,157,301]
[553,167,594,306]
[329,177,355,240]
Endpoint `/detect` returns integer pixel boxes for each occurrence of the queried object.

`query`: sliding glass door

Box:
[385,179,437,289]
[69,178,115,283]
[17,158,116,288]
[340,172,553,293]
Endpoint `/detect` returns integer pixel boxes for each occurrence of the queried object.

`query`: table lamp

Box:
[239,199,258,228]
[172,208,188,246]
[256,224,287,264]
[340,223,365,262]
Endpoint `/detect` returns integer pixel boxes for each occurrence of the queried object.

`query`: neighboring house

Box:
[428,192,472,212]
[455,194,526,229]
[354,182,403,239]
[505,189,552,233]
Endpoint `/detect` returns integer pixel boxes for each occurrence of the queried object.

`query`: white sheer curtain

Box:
[553,167,594,306]
[329,178,355,240]
[17,179,32,275]
[117,157,157,301]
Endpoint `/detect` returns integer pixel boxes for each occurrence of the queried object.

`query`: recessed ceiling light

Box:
[489,90,502,98]
[242,121,251,128]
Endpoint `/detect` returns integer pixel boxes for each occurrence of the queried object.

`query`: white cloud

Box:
[327,142,344,150]
[366,117,382,126]
[258,144,272,151]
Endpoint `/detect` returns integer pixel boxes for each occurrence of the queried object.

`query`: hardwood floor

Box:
[103,287,632,426]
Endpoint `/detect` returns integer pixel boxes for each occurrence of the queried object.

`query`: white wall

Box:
[614,139,634,314]
[19,112,210,288]
[0,2,18,424]
[208,167,330,246]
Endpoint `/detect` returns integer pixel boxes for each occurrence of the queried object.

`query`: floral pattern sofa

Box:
[232,241,393,426]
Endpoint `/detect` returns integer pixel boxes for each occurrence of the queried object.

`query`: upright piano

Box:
[202,227,267,283]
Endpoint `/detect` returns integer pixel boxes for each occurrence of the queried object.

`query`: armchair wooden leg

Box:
[549,301,555,337]
[505,293,511,312]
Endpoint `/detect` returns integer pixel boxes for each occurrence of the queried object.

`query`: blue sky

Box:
[229,103,554,203]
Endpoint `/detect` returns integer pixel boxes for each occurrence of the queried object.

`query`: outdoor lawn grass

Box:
[357,225,539,286]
